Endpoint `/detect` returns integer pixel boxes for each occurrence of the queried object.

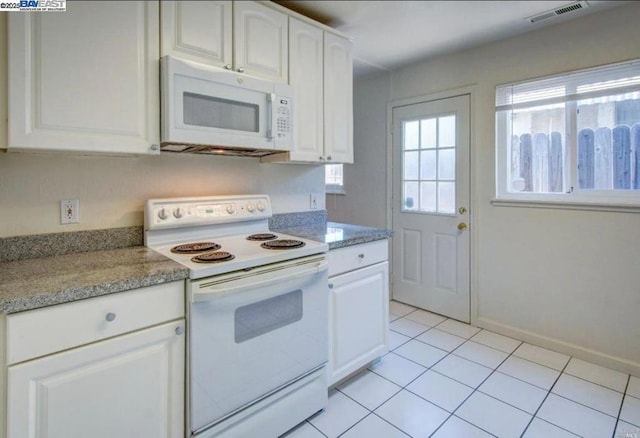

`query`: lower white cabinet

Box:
[4,283,185,438]
[328,240,389,386]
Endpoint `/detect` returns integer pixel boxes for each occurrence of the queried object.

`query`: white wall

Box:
[345,3,640,374]
[0,152,325,237]
[326,72,391,228]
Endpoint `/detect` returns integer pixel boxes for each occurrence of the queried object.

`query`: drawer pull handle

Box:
[105,312,116,322]
[358,253,365,259]
[175,326,184,336]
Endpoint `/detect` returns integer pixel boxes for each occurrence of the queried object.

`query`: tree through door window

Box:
[401,115,456,214]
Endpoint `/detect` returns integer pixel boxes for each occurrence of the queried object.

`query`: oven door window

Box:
[183,92,259,133]
[234,289,302,343]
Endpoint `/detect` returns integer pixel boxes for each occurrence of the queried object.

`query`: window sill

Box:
[490,198,640,213]
[326,188,346,195]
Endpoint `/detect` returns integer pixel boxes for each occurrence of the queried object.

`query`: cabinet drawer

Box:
[6,281,184,365]
[328,239,388,277]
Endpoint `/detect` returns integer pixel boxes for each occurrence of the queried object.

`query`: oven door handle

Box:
[191,260,328,303]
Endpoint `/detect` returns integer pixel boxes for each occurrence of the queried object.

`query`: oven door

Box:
[188,255,328,434]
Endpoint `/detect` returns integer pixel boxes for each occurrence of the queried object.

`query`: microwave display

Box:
[183,92,259,133]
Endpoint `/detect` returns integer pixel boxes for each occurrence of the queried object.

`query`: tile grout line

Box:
[611,374,631,438]
[518,355,573,437]
[427,339,522,437]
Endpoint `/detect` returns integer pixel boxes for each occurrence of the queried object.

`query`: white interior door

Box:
[391,95,471,322]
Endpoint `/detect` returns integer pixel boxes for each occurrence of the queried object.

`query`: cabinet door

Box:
[8,1,159,155]
[324,32,354,164]
[7,320,185,438]
[328,262,389,386]
[288,18,324,162]
[161,0,232,69]
[233,1,288,83]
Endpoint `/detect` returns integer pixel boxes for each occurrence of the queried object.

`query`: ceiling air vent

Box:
[527,1,589,23]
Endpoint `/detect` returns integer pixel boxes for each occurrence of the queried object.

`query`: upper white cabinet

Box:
[287,17,324,162]
[8,1,160,155]
[233,1,288,83]
[264,20,353,164]
[161,0,288,83]
[161,1,232,69]
[324,33,354,164]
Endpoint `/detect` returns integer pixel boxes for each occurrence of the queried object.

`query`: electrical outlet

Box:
[309,193,319,210]
[60,199,79,224]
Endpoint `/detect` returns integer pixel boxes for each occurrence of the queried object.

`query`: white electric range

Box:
[144,195,329,438]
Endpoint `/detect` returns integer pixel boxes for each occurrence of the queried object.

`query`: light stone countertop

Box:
[0,216,390,315]
[273,221,392,250]
[0,246,188,314]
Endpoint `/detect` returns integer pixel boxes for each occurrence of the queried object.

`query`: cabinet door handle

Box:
[175,326,184,336]
[105,312,116,322]
[326,155,332,161]
[358,253,365,259]
[237,67,245,73]
[328,283,334,289]
[224,64,232,70]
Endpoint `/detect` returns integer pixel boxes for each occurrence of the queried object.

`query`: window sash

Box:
[495,59,640,205]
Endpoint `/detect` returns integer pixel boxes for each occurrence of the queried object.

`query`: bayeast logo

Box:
[20,0,66,10]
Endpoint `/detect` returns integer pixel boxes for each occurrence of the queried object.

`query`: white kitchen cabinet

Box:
[286,17,324,162]
[161,0,288,83]
[8,1,160,155]
[327,240,389,386]
[323,32,354,164]
[4,282,185,438]
[263,27,353,165]
[161,0,233,69]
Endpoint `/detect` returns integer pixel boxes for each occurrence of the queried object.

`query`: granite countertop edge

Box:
[0,246,188,315]
[272,221,393,250]
[0,218,390,314]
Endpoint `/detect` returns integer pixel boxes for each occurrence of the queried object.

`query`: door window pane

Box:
[438,148,456,180]
[421,118,437,149]
[420,150,437,180]
[404,182,419,210]
[404,151,419,180]
[439,115,456,147]
[401,115,457,214]
[404,121,419,150]
[420,182,437,212]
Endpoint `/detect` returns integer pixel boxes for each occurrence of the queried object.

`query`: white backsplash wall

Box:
[0,152,325,237]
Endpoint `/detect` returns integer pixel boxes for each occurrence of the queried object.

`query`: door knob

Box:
[457,222,468,231]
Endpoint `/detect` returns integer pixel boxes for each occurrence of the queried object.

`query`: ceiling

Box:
[275,1,630,77]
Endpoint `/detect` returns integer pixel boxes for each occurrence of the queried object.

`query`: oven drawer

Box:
[6,281,184,365]
[328,239,388,277]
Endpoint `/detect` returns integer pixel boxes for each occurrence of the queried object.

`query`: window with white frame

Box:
[495,59,640,206]
[325,164,344,193]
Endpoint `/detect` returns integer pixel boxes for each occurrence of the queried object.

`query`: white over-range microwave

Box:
[160,56,293,157]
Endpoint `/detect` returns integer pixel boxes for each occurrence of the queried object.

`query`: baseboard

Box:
[477,317,640,377]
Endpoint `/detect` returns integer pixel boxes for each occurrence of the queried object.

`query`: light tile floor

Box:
[282,301,640,438]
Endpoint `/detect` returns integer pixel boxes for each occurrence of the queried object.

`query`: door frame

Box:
[386,85,478,325]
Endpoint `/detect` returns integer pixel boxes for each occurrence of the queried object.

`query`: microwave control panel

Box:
[272,95,292,145]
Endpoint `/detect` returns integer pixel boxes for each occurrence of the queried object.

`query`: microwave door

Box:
[172,74,274,150]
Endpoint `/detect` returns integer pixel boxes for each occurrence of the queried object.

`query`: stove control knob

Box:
[226,204,236,215]
[173,208,184,219]
[246,203,256,213]
[157,208,169,220]
[257,201,266,212]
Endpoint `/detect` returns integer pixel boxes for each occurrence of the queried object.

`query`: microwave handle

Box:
[266,93,275,140]
[191,260,328,303]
